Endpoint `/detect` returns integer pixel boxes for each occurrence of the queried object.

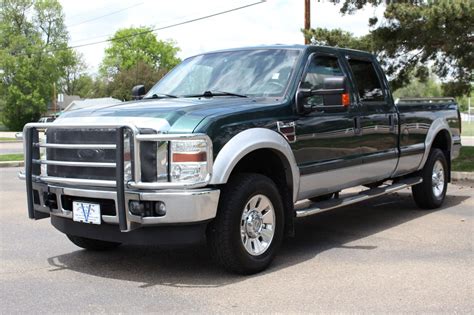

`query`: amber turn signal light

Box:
[342,93,350,107]
[172,152,207,163]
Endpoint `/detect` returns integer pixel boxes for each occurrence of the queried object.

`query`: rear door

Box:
[344,55,398,181]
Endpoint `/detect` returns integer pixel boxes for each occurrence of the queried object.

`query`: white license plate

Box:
[73,201,101,225]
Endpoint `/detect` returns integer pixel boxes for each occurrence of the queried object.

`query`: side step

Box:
[295,176,422,218]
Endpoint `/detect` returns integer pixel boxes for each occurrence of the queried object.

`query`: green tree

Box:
[61,50,94,98]
[100,27,180,78]
[0,0,75,130]
[308,0,473,97]
[108,61,167,101]
[303,28,374,52]
[392,75,443,99]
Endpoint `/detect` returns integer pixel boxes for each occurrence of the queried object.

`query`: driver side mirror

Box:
[296,76,350,113]
[132,85,146,100]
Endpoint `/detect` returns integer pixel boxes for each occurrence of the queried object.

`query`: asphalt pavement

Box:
[1,167,473,313]
[0,141,23,154]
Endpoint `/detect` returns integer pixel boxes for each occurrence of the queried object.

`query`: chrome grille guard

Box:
[22,122,213,232]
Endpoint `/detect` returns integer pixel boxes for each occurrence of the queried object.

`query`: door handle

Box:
[388,113,397,133]
[354,116,361,134]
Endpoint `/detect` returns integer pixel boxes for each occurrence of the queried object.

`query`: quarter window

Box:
[348,59,385,102]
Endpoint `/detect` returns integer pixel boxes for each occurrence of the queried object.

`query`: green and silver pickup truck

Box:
[22,45,462,274]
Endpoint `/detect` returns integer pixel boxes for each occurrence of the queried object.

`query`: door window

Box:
[348,59,385,102]
[301,55,344,106]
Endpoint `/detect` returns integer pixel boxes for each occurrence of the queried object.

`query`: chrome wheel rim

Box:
[240,194,275,256]
[432,160,445,198]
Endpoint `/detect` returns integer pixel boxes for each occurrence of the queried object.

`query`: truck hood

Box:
[56,97,274,133]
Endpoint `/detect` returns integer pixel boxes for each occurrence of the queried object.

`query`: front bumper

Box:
[28,181,220,229]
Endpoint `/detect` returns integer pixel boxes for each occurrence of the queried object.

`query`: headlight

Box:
[169,139,211,183]
[124,131,132,181]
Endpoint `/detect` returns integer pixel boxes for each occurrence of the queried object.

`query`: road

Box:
[1,167,473,313]
[0,141,23,154]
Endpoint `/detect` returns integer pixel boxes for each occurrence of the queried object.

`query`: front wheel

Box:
[207,173,285,274]
[412,148,448,209]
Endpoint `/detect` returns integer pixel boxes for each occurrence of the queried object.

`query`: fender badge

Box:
[277,121,296,143]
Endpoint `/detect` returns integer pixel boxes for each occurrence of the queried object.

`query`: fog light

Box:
[129,200,166,217]
[154,201,166,216]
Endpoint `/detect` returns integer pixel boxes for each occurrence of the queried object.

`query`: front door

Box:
[293,52,362,200]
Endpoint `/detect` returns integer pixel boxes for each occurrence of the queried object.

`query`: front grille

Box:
[46,128,117,181]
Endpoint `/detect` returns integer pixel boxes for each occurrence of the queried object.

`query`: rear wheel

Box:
[412,148,448,209]
[207,173,284,274]
[67,235,121,251]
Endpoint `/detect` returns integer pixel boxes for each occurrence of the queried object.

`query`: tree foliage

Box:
[61,50,94,98]
[306,0,473,97]
[108,62,167,101]
[98,27,180,101]
[303,28,374,52]
[0,0,76,130]
[100,27,180,77]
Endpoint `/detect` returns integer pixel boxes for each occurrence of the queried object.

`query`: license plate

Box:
[73,201,101,225]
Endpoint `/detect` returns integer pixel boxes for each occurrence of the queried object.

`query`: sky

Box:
[60,0,384,74]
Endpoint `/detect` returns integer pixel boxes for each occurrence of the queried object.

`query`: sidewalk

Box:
[0,131,20,138]
[461,136,474,147]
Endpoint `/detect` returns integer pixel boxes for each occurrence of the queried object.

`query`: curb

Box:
[451,171,474,182]
[0,140,22,144]
[0,161,24,168]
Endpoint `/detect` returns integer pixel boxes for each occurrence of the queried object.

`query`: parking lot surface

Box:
[1,167,473,313]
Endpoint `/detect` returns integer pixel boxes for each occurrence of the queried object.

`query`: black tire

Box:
[207,173,285,275]
[412,148,448,209]
[67,234,121,251]
[309,193,334,203]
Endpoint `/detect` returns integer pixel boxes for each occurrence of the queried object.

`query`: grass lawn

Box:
[462,121,474,136]
[452,147,474,172]
[0,154,23,162]
[0,137,18,141]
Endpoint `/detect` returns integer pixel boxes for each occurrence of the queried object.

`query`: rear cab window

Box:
[347,58,385,103]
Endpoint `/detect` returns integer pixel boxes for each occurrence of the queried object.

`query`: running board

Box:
[295,177,423,218]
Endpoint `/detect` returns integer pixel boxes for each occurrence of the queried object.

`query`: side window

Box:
[301,55,344,90]
[301,55,344,105]
[348,59,385,102]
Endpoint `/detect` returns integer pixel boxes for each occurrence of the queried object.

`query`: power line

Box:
[68,0,266,49]
[67,2,145,28]
[15,0,266,56]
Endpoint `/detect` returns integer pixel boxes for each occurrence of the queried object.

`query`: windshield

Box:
[145,49,301,98]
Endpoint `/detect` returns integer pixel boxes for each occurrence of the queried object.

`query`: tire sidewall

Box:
[426,149,448,205]
[224,174,285,271]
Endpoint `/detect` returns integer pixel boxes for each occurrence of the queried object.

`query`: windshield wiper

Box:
[184,90,248,98]
[143,93,178,99]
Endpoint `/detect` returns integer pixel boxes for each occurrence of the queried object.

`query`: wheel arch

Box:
[418,118,453,180]
[210,128,300,203]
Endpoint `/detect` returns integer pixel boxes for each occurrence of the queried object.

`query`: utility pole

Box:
[304,0,311,44]
[52,82,57,117]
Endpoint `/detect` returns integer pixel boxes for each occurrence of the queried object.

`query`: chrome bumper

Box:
[28,180,220,229]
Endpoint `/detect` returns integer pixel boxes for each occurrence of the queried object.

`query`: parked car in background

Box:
[38,116,56,123]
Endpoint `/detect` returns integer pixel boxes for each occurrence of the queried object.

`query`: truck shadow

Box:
[46,191,469,288]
